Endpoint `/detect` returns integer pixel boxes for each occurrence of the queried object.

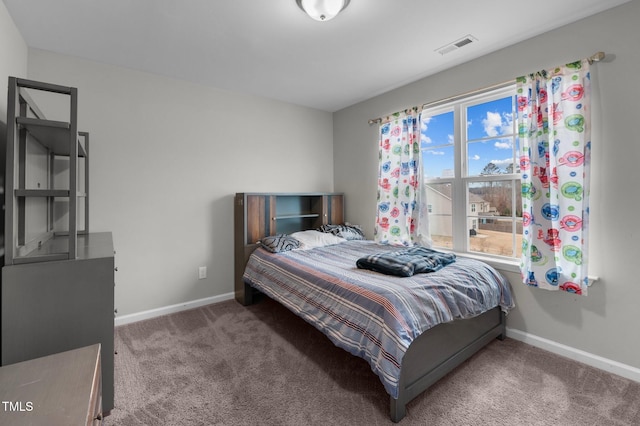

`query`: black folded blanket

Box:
[356,246,456,277]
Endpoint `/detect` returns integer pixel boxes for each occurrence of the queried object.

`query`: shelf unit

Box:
[234,192,344,304]
[4,77,89,265]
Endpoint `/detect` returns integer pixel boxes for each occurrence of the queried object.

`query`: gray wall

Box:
[0,0,27,118]
[333,0,640,370]
[21,49,335,317]
[0,1,27,268]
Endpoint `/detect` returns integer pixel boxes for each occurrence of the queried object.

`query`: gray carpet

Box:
[106,297,640,425]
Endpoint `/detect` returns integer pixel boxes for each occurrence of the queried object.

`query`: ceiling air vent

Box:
[435,34,478,55]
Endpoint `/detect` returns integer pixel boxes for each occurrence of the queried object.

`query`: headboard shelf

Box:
[233,192,344,305]
[275,213,319,219]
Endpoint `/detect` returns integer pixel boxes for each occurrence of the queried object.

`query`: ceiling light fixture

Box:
[296,0,350,22]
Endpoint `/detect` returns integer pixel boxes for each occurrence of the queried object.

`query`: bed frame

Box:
[390,306,505,421]
[234,192,506,422]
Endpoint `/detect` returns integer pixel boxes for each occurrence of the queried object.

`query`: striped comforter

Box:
[243,240,515,399]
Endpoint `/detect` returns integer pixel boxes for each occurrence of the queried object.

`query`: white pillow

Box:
[290,230,346,249]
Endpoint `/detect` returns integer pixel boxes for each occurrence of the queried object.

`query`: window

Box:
[421,86,522,259]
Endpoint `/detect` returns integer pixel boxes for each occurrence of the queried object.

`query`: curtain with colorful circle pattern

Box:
[517,59,591,295]
[375,111,431,247]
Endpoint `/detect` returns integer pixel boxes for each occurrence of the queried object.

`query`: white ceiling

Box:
[3,0,631,112]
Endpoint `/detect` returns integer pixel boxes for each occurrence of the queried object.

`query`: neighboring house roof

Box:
[469,193,487,204]
[426,184,489,205]
[428,184,452,200]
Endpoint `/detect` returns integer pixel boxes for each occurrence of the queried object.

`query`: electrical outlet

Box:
[198,266,207,279]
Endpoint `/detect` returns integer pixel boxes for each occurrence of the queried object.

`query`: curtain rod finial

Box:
[589,51,605,63]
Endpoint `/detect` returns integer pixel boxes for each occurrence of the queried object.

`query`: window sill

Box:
[450,251,599,286]
[453,252,521,274]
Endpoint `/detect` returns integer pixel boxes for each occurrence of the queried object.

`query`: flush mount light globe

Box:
[296,0,351,21]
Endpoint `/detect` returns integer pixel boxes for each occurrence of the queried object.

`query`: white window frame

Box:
[422,84,521,270]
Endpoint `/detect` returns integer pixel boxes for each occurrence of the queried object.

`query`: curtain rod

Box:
[368,51,606,125]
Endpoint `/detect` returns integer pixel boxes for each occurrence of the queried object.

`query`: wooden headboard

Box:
[233,192,344,305]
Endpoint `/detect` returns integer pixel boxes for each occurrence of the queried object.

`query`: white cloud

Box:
[483,111,502,137]
[494,140,512,149]
[471,154,481,160]
[491,158,515,166]
[421,117,431,132]
[425,150,445,155]
[483,111,514,137]
[421,134,432,144]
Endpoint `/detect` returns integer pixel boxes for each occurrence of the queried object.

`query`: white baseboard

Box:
[114,292,235,327]
[506,328,640,383]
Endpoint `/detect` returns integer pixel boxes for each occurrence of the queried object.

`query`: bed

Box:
[233,193,515,422]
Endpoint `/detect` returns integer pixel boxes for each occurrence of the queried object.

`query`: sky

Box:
[421,95,517,178]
